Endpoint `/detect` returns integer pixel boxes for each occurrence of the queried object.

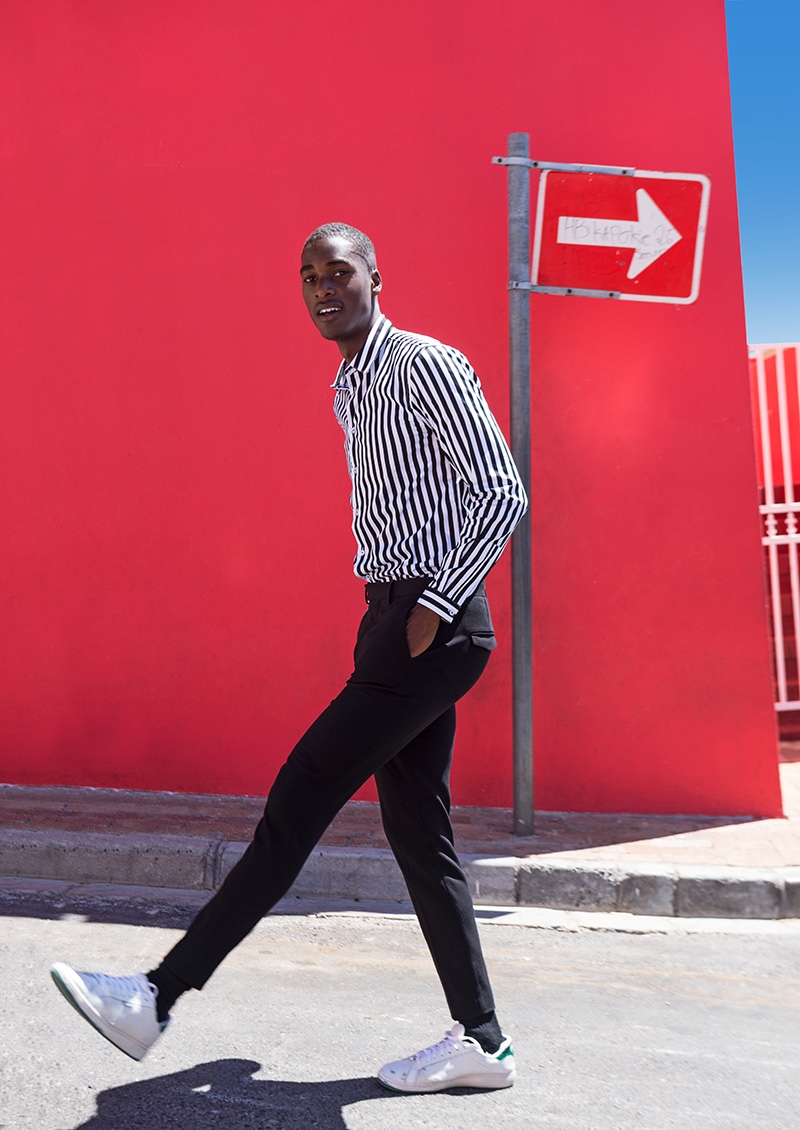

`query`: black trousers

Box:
[162,579,497,1022]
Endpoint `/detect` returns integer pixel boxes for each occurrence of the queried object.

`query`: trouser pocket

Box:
[351,598,416,685]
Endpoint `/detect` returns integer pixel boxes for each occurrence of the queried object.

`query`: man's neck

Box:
[338,306,382,364]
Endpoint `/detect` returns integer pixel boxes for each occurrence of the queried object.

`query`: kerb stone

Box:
[0,829,210,890]
[780,867,800,917]
[464,856,518,906]
[617,866,677,916]
[677,867,783,919]
[518,861,620,911]
[290,848,409,903]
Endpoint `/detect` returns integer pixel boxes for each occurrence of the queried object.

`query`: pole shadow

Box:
[57,1058,406,1129]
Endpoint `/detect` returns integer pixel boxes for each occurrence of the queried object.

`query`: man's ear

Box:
[371,270,383,294]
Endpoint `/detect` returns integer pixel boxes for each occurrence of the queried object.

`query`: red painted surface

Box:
[749,346,800,487]
[0,0,782,815]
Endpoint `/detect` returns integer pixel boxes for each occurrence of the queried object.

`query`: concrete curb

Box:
[2,828,799,920]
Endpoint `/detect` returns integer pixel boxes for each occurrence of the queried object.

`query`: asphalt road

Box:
[1,894,799,1129]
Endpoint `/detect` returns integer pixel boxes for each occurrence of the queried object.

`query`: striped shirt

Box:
[332,315,527,622]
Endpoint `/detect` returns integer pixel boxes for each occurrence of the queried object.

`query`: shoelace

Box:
[86,972,156,1001]
[412,1027,463,1063]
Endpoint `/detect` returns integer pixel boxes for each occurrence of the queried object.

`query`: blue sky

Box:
[726,0,800,344]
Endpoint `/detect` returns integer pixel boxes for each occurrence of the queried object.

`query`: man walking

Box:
[51,222,527,1094]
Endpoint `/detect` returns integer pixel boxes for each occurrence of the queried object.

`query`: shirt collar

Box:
[332,315,392,390]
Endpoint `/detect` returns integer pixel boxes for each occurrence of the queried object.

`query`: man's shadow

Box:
[60,1058,404,1129]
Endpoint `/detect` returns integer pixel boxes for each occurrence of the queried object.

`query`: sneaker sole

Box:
[377,1069,516,1094]
[50,964,151,1061]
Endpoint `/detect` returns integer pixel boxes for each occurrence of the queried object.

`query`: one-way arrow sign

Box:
[557,188,682,280]
[533,169,710,303]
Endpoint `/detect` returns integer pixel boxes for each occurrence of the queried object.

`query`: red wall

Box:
[0,0,782,815]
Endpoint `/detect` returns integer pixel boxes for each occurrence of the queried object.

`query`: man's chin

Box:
[314,319,345,341]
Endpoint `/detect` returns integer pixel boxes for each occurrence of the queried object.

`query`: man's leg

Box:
[374,707,495,1025]
[372,678,517,1093]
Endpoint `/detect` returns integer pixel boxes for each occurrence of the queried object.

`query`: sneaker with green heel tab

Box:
[377,1022,516,1093]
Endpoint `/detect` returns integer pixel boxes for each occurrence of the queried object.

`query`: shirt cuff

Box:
[417,588,459,623]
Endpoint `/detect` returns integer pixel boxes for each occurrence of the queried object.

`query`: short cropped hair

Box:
[303,223,377,272]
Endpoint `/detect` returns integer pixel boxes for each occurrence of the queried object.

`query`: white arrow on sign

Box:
[557,188,682,279]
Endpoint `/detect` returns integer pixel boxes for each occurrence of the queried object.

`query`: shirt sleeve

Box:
[407,344,528,621]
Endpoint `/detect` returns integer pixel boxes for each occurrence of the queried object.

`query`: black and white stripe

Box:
[332,315,527,622]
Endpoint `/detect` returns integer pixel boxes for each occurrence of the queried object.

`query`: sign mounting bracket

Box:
[493,156,636,177]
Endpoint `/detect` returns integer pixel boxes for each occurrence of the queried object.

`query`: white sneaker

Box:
[377,1023,516,1093]
[51,963,168,1061]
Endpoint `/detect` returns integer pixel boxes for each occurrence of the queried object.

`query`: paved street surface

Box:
[2,896,799,1129]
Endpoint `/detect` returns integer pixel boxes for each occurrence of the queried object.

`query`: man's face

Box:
[300,235,382,361]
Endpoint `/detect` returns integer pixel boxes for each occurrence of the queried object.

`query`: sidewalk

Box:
[1,752,799,920]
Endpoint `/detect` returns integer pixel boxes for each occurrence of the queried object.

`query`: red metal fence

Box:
[750,344,800,734]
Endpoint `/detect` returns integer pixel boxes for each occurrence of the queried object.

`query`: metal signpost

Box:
[493,133,710,836]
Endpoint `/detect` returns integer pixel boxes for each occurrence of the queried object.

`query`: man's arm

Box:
[408,344,528,623]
